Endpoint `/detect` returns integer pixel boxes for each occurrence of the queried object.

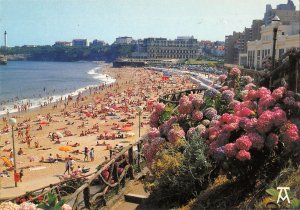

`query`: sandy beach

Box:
[0,66,195,200]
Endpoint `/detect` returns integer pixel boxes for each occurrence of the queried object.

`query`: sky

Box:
[0,0,299,46]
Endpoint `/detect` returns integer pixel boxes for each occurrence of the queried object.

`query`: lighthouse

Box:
[4,31,7,48]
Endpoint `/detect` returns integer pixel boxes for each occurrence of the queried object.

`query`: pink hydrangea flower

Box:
[196,124,206,135]
[167,128,185,144]
[192,110,203,121]
[244,118,258,132]
[154,103,165,115]
[192,97,204,110]
[281,122,300,143]
[150,112,160,128]
[259,95,276,109]
[178,95,193,115]
[188,94,197,102]
[218,74,227,83]
[243,90,259,101]
[273,108,287,127]
[247,132,264,150]
[257,87,271,98]
[244,83,256,91]
[241,76,254,83]
[236,150,251,161]
[229,67,241,77]
[235,135,252,151]
[148,128,160,139]
[266,133,279,149]
[220,113,232,124]
[272,87,286,100]
[256,110,274,134]
[224,143,237,157]
[236,107,254,117]
[187,127,196,140]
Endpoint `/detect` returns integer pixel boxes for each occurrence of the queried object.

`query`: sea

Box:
[0,61,115,116]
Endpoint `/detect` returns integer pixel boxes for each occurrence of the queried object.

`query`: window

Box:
[282,32,285,35]
[279,49,285,56]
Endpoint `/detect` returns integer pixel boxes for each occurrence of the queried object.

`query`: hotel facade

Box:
[244,22,300,69]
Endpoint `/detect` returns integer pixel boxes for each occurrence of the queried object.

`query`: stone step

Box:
[124,193,148,204]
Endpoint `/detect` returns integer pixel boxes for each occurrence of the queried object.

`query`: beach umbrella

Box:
[55,131,64,138]
[121,127,132,132]
[59,146,72,152]
[39,121,49,125]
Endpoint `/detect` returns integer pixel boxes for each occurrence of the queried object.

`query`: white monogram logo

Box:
[277,187,291,204]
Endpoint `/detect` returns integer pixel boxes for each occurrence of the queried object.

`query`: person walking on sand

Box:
[90,148,94,162]
[84,147,89,161]
[19,169,24,182]
[64,158,71,175]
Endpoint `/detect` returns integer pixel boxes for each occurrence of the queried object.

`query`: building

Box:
[53,41,72,47]
[264,0,298,26]
[72,39,88,47]
[142,36,200,59]
[225,32,242,64]
[114,37,133,45]
[277,0,296,10]
[251,20,264,41]
[246,21,300,69]
[90,39,105,47]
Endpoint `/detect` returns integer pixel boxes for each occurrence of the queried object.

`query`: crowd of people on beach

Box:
[0,68,196,190]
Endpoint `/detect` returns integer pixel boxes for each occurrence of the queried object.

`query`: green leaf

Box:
[266,188,279,198]
[290,199,300,209]
[47,193,57,207]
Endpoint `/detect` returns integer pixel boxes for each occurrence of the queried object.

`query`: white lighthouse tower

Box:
[4,31,7,48]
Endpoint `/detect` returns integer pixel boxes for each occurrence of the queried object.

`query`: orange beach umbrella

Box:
[59,146,72,152]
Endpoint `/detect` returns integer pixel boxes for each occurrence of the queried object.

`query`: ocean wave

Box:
[0,65,116,116]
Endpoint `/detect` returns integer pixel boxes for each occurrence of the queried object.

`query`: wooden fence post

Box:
[112,163,119,193]
[128,145,134,179]
[55,186,61,201]
[137,142,141,172]
[83,187,91,209]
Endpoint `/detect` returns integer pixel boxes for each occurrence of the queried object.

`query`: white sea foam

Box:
[0,65,116,116]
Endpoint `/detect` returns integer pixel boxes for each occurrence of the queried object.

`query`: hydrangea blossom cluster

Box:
[204,107,218,120]
[167,127,185,144]
[221,90,235,103]
[178,95,193,115]
[143,137,165,166]
[229,67,241,78]
[218,74,227,83]
[192,110,203,121]
[204,88,220,99]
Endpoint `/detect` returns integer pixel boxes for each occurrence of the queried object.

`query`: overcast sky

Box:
[0,0,299,46]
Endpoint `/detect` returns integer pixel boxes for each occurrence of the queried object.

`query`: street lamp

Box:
[270,15,280,88]
[9,118,18,187]
[136,106,143,137]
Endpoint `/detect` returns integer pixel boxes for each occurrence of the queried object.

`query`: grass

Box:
[179,164,300,210]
